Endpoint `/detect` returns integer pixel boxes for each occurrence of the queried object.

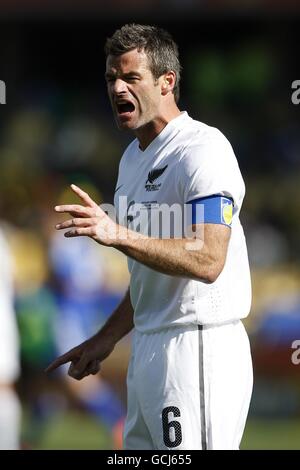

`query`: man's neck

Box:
[135,106,181,151]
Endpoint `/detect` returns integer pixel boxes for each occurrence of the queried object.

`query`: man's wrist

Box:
[95,325,119,346]
[112,225,146,250]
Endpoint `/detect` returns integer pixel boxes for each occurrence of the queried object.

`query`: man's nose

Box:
[113,78,127,95]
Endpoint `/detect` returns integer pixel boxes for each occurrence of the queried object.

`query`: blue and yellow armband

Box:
[186,195,233,227]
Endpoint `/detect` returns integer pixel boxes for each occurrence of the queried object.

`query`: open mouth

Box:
[116,101,135,115]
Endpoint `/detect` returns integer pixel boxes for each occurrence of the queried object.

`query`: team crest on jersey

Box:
[145,165,168,192]
[221,198,233,226]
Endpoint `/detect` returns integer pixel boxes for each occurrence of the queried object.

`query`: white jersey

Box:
[114,112,251,332]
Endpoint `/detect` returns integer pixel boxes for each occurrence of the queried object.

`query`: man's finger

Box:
[71,184,99,209]
[87,359,101,376]
[54,204,92,216]
[45,348,79,373]
[56,218,95,230]
[68,354,90,380]
[68,359,101,380]
[64,227,96,238]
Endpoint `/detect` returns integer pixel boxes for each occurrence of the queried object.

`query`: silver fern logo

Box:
[0,80,6,104]
[145,165,168,191]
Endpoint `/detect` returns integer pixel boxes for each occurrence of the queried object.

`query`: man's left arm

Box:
[116,223,230,283]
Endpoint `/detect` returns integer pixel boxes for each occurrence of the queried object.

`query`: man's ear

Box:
[161,71,176,96]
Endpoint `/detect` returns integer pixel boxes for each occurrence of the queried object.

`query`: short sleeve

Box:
[178,127,245,213]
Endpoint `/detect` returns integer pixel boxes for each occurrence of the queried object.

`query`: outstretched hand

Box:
[45,334,115,380]
[55,184,122,246]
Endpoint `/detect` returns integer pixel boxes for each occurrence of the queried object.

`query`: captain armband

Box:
[186,195,233,227]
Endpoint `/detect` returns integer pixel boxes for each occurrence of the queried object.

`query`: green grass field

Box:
[241,418,300,450]
[22,411,300,450]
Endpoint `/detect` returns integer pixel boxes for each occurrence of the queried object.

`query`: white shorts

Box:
[124,320,253,450]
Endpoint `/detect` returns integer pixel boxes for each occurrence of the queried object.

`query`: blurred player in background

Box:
[47,24,253,449]
[0,226,21,449]
[49,228,125,448]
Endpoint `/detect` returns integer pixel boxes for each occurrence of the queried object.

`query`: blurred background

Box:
[0,0,300,450]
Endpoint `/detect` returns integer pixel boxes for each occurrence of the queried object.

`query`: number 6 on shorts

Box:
[162,406,182,448]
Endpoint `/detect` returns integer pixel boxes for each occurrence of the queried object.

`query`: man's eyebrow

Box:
[104,72,116,79]
[105,71,142,79]
[122,71,142,77]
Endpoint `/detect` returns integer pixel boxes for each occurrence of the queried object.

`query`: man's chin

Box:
[116,117,137,130]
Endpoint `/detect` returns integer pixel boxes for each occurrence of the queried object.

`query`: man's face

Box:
[105,49,162,130]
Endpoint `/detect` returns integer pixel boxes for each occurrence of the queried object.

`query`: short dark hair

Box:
[105,24,181,103]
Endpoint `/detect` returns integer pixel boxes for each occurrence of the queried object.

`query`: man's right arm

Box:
[98,288,134,345]
[45,288,134,380]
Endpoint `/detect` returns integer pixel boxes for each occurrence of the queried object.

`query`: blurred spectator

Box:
[0,224,21,449]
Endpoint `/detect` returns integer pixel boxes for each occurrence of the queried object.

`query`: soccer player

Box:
[46,24,253,450]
